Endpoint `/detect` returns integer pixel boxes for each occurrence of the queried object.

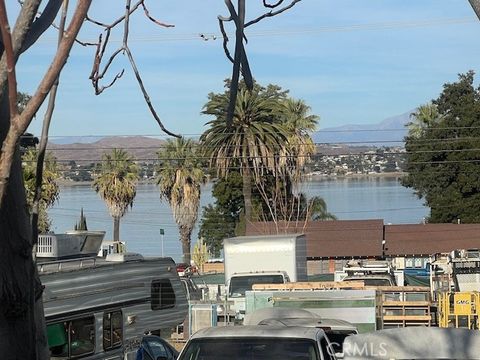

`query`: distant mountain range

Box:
[48,111,413,162]
[48,136,165,163]
[312,110,413,146]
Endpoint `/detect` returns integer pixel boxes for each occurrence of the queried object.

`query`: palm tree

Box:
[408,103,441,138]
[93,149,139,244]
[156,138,205,264]
[22,149,59,233]
[200,84,290,222]
[281,98,319,180]
[306,196,337,221]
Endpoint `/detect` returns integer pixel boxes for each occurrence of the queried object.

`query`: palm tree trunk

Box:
[242,165,252,222]
[180,226,192,264]
[113,216,120,244]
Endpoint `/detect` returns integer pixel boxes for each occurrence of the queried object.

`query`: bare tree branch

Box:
[245,0,301,27]
[263,0,285,8]
[0,1,19,121]
[0,0,42,105]
[141,2,174,27]
[218,15,234,63]
[0,0,93,207]
[469,0,480,21]
[219,0,301,126]
[88,0,180,137]
[32,0,69,247]
[19,0,62,53]
[225,0,245,127]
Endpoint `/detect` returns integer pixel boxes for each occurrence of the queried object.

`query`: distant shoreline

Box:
[57,172,406,187]
[305,171,406,180]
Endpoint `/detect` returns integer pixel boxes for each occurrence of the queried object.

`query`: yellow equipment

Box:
[438,291,480,329]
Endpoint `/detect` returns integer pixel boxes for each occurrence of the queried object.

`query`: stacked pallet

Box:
[376,287,432,328]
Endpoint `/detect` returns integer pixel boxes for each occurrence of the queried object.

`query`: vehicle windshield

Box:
[229,275,284,297]
[179,338,320,360]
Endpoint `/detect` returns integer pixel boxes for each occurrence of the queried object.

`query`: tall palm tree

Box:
[156,138,205,264]
[201,84,290,222]
[93,149,139,244]
[281,98,319,181]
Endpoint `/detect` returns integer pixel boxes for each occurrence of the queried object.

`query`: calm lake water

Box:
[49,177,429,262]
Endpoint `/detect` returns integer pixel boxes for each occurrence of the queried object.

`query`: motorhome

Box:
[38,232,188,360]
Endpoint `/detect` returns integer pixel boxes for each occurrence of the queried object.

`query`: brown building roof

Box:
[384,224,480,256]
[246,220,480,259]
[246,220,384,258]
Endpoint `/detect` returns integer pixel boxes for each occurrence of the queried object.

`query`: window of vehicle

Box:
[320,337,334,360]
[142,336,176,360]
[103,310,123,351]
[48,316,95,359]
[229,275,284,297]
[179,338,320,360]
[151,279,176,310]
[324,331,356,353]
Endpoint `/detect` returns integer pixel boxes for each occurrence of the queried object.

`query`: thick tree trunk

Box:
[242,165,252,222]
[0,146,38,359]
[180,226,192,264]
[113,215,120,244]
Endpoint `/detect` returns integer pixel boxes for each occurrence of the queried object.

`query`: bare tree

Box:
[218,0,302,126]
[0,1,91,358]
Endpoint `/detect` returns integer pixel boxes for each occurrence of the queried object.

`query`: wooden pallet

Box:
[252,281,366,291]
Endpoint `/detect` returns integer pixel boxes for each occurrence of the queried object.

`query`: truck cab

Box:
[227,271,289,320]
[222,234,307,321]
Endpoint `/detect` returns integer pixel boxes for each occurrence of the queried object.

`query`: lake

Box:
[49,176,429,261]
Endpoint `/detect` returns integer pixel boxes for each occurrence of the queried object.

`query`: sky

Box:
[9,0,480,140]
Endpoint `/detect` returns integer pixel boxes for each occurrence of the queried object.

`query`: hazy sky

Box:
[11,0,480,139]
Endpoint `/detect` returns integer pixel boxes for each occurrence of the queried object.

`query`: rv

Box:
[39,240,188,359]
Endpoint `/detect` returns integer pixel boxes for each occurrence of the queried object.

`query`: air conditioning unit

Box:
[189,303,217,336]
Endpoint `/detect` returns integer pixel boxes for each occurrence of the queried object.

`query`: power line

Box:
[43,124,480,139]
[35,17,478,44]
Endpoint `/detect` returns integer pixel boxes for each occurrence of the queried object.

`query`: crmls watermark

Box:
[341,342,388,357]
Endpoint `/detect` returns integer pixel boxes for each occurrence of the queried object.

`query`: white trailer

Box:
[40,253,188,359]
[223,234,307,319]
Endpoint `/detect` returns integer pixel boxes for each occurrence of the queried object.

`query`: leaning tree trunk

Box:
[179,226,192,264]
[242,164,253,222]
[0,141,39,358]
